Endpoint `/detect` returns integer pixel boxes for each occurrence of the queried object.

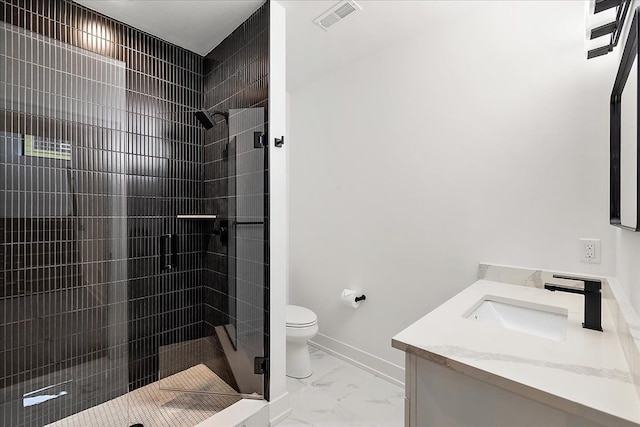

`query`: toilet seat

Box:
[286,305,317,328]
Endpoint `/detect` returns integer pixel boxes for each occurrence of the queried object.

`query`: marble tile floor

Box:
[279,347,404,427]
[39,347,403,427]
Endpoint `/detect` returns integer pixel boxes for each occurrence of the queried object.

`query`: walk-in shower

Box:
[0,1,270,426]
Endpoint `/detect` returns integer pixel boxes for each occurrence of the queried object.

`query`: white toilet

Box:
[285,305,318,378]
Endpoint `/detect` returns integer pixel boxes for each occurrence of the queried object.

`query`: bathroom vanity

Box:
[392,265,640,427]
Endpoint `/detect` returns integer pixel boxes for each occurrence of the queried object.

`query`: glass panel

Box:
[157,108,267,400]
[0,22,131,427]
[227,107,267,398]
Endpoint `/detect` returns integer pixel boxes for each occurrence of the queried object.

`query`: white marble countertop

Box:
[392,279,640,427]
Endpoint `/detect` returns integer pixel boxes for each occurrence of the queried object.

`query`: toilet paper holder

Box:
[341,289,367,308]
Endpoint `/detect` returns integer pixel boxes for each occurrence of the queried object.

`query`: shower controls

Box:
[212,220,228,246]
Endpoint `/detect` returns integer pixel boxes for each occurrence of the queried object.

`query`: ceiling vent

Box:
[314,1,362,31]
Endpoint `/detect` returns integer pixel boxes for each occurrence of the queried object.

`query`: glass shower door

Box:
[156,107,268,401]
[218,107,267,398]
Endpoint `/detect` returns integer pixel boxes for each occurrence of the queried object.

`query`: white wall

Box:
[269,1,290,424]
[616,230,640,312]
[288,1,619,378]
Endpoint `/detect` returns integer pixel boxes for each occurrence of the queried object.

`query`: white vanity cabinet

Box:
[393,278,640,427]
[403,352,606,427]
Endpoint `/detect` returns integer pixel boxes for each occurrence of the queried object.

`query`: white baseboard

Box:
[268,391,292,426]
[309,333,405,388]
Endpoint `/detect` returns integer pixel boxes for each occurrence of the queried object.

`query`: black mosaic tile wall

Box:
[202,2,269,396]
[0,0,204,425]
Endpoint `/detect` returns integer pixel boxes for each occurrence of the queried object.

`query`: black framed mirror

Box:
[611,6,640,231]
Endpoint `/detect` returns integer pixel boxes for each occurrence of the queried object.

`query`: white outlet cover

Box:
[579,238,601,264]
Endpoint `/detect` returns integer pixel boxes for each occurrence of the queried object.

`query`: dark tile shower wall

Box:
[121,15,204,392]
[202,2,269,396]
[0,0,204,425]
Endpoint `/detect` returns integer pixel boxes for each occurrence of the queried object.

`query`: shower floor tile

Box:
[280,347,404,427]
[46,365,241,427]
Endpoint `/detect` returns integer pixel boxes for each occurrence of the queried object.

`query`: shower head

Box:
[195,109,215,129]
[194,109,228,130]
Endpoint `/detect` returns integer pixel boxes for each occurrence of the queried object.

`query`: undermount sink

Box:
[465,296,568,341]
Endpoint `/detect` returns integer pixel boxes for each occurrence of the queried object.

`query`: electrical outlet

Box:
[580,238,601,264]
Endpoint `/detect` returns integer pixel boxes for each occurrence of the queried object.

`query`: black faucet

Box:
[544,274,602,332]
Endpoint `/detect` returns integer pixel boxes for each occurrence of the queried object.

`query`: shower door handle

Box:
[160,234,177,271]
